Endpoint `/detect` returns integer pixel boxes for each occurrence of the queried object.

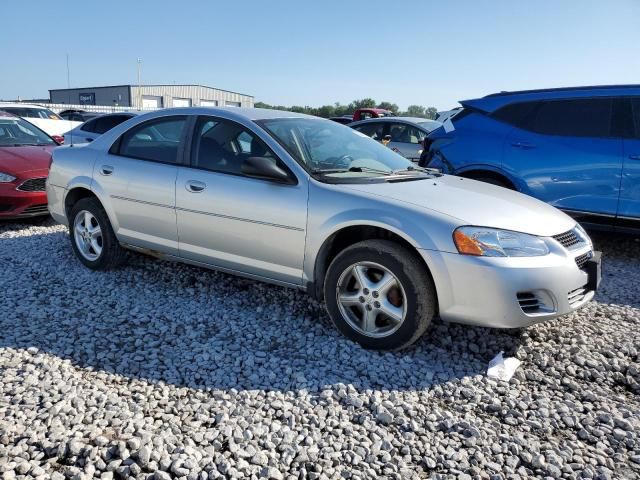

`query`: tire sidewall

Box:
[69,199,115,269]
[324,243,432,350]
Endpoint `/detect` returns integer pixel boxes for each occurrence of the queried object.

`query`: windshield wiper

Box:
[312,166,392,176]
[392,165,442,176]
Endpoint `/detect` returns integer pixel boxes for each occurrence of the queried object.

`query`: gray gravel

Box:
[0,217,638,479]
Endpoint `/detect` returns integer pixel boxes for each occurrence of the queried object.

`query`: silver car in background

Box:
[47,107,601,350]
[349,117,442,161]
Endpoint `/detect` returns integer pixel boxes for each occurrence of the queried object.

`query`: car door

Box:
[502,98,622,220]
[175,116,308,286]
[618,97,640,223]
[94,115,189,255]
[386,122,426,161]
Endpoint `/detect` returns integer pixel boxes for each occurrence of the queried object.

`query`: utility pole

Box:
[66,54,71,88]
[137,58,142,110]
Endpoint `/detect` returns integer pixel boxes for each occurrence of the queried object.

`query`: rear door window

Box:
[80,118,99,133]
[491,101,539,129]
[117,116,187,164]
[530,99,613,137]
[631,98,640,139]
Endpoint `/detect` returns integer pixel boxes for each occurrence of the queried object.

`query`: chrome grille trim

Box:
[575,252,591,270]
[17,177,47,192]
[568,285,588,306]
[21,204,49,215]
[552,229,581,249]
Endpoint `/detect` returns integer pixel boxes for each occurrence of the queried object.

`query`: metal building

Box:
[49,84,254,109]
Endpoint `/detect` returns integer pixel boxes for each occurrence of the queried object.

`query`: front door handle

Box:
[86,137,94,143]
[186,180,206,193]
[99,165,113,176]
[511,141,536,150]
[629,154,640,160]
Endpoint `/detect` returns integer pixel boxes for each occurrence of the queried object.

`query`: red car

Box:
[0,111,62,219]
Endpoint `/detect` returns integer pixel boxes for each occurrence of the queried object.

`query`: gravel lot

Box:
[0,218,638,480]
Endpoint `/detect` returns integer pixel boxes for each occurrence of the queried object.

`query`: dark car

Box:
[59,109,103,122]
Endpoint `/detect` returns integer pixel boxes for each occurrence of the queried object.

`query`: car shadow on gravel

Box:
[0,222,531,393]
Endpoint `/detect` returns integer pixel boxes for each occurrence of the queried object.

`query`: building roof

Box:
[49,84,253,98]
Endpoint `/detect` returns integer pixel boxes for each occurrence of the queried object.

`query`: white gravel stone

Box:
[0,219,638,478]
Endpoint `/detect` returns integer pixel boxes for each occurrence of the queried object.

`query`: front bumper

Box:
[419,243,598,329]
[0,182,49,219]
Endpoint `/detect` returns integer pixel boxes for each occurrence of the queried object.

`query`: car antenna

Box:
[66,53,74,147]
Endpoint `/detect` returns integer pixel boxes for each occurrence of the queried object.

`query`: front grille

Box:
[575,252,592,270]
[21,204,49,215]
[552,229,580,249]
[17,177,47,192]
[568,285,588,306]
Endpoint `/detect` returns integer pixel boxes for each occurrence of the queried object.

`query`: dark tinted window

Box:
[118,116,187,164]
[80,118,98,133]
[192,117,278,176]
[353,122,386,140]
[491,101,539,129]
[94,115,131,134]
[632,98,640,139]
[530,99,612,137]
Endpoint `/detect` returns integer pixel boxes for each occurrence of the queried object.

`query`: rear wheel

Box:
[69,197,127,269]
[324,240,436,350]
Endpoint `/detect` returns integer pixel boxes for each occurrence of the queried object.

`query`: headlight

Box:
[0,172,16,183]
[453,226,550,257]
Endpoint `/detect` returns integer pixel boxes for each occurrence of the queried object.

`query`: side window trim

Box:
[185,115,297,184]
[109,115,191,166]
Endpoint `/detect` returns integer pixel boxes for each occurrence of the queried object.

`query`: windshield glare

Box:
[0,118,55,146]
[259,118,413,176]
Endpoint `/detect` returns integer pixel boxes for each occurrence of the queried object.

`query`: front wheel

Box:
[69,197,127,269]
[324,240,437,350]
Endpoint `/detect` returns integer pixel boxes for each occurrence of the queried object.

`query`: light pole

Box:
[137,58,142,110]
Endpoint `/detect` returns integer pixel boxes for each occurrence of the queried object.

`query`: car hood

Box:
[0,145,54,175]
[344,174,576,237]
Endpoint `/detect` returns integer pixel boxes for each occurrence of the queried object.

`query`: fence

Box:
[36,103,160,114]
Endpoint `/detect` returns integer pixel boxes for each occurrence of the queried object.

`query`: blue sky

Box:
[3,0,639,110]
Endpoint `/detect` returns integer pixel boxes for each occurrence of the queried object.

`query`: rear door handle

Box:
[511,141,536,150]
[629,154,640,160]
[99,165,113,175]
[186,180,206,193]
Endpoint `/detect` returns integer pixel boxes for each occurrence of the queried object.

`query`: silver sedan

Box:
[47,107,601,350]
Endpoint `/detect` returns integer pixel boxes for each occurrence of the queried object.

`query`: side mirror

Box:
[51,135,64,145]
[241,156,294,184]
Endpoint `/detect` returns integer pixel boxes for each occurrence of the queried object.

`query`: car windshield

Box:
[259,117,415,178]
[2,107,62,120]
[0,117,55,146]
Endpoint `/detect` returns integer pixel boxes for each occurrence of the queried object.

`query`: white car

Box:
[0,103,81,137]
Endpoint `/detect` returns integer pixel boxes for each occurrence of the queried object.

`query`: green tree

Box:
[377,102,399,114]
[316,104,336,118]
[406,105,426,117]
[349,98,377,110]
[424,107,438,120]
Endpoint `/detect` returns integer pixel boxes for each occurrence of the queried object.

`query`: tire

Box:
[324,239,437,350]
[68,197,127,269]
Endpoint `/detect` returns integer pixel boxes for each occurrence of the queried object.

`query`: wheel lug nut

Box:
[374,301,380,308]
[366,304,373,311]
[372,291,379,298]
[359,296,365,303]
[363,288,369,295]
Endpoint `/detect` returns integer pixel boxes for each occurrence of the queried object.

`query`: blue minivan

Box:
[421,85,640,232]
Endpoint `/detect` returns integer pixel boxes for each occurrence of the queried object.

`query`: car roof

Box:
[131,107,320,123]
[0,110,19,119]
[0,103,53,109]
[461,84,640,113]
